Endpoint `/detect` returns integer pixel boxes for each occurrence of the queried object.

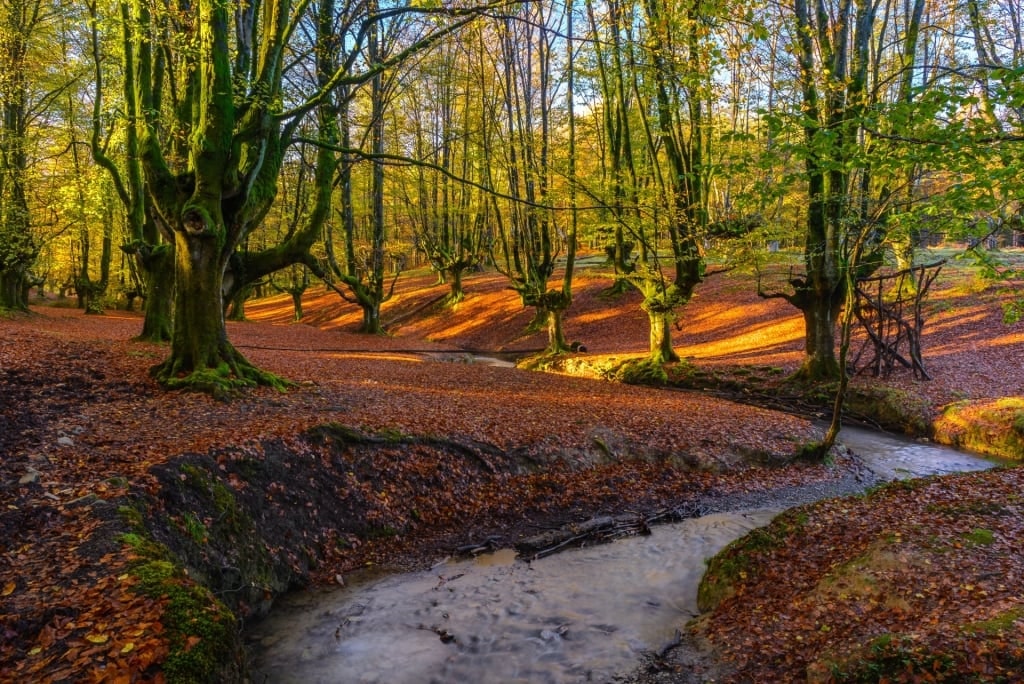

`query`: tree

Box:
[582,0,715,363]
[0,0,51,310]
[86,0,173,339]
[320,0,400,335]
[400,37,488,307]
[633,0,713,363]
[113,0,500,392]
[755,0,878,381]
[489,3,577,354]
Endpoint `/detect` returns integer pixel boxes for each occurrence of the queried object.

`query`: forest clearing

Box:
[2,257,1022,682]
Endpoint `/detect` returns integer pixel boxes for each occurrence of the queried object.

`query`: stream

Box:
[246,427,998,684]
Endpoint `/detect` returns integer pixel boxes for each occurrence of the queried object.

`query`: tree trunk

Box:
[152,232,271,394]
[546,308,567,354]
[359,301,383,335]
[0,270,26,311]
[797,291,841,380]
[445,266,465,306]
[166,234,228,371]
[137,244,174,342]
[226,284,250,322]
[647,309,680,364]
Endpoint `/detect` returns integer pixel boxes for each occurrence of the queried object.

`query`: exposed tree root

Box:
[152,344,291,399]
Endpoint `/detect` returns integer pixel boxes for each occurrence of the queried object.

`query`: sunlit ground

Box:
[242,259,1021,387]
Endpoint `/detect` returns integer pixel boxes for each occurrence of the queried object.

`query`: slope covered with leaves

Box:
[1,257,1021,682]
[694,469,1024,682]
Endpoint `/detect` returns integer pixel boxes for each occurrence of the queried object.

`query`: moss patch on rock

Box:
[131,559,241,684]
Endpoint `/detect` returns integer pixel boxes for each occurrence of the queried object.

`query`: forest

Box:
[1,0,1022,381]
[1,0,1024,681]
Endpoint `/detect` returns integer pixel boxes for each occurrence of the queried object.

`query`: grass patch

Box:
[962,606,1024,635]
[962,527,996,546]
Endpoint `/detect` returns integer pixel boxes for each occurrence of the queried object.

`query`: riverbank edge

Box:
[111,420,857,683]
[114,362,1020,683]
[537,354,1024,461]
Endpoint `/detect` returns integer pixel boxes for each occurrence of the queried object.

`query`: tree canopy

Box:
[0,0,1021,390]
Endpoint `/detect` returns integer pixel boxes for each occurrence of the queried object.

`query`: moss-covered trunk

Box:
[359,300,383,335]
[798,293,841,381]
[546,306,568,354]
[445,266,465,306]
[647,308,679,364]
[289,288,304,321]
[152,230,276,394]
[162,233,229,373]
[226,283,250,322]
[138,245,174,342]
[0,270,27,311]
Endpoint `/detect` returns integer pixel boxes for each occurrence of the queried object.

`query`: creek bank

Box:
[622,451,1020,682]
[542,355,1024,460]
[125,421,849,682]
[248,428,998,683]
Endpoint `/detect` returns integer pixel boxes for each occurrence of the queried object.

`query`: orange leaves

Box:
[697,468,1024,681]
[2,265,1021,683]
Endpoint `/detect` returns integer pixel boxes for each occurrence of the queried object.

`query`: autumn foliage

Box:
[1,265,1022,682]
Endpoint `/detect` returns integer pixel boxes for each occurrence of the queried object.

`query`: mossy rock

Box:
[131,559,243,684]
[844,385,932,436]
[614,358,669,385]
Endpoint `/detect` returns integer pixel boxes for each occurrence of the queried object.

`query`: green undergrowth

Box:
[824,633,956,682]
[612,357,669,385]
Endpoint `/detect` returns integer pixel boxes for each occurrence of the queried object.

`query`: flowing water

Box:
[247,427,997,684]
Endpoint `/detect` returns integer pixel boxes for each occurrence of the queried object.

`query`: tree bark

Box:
[646,307,680,364]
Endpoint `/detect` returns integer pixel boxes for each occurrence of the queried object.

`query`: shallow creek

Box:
[247,428,997,684]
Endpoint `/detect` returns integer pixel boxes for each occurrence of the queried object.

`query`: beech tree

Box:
[111,0,504,392]
[86,0,173,339]
[319,0,402,335]
[488,2,577,353]
[582,0,714,363]
[400,37,489,307]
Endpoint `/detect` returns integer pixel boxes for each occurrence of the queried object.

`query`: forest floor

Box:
[1,251,1022,682]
